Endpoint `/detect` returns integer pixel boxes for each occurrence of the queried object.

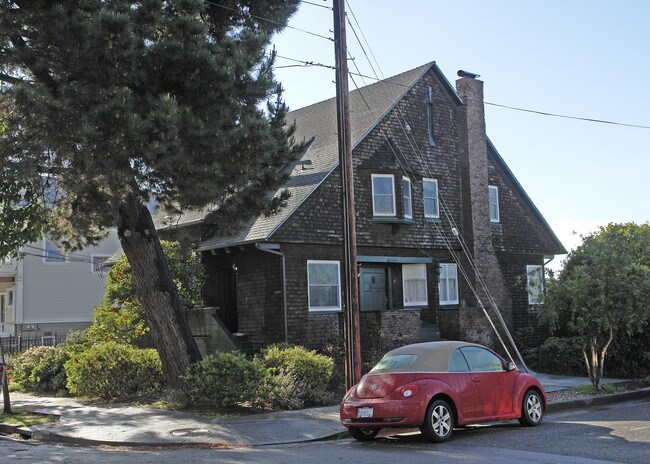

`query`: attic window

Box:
[488,185,500,223]
[427,86,436,147]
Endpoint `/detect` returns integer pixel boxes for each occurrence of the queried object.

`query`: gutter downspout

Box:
[255,243,288,343]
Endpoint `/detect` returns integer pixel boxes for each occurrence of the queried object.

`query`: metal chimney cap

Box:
[457,70,480,79]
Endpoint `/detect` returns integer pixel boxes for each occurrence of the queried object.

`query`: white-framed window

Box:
[43,237,65,263]
[91,255,110,273]
[489,185,500,223]
[403,263,427,307]
[439,263,459,305]
[307,260,341,312]
[402,176,412,219]
[7,289,14,307]
[371,174,396,217]
[526,265,544,305]
[423,178,439,219]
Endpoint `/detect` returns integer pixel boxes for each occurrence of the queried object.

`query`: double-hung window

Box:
[439,263,459,305]
[526,265,544,304]
[371,174,396,217]
[307,260,341,312]
[489,185,500,223]
[402,177,413,219]
[423,178,439,219]
[44,238,65,263]
[403,263,427,307]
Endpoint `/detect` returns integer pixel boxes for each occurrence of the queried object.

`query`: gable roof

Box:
[487,139,567,254]
[197,62,443,251]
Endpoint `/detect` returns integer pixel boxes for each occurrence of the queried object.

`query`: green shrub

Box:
[182,352,269,409]
[65,341,163,399]
[11,346,69,394]
[85,241,205,346]
[536,336,585,376]
[261,344,334,407]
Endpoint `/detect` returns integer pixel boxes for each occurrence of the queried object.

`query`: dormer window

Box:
[371,174,396,217]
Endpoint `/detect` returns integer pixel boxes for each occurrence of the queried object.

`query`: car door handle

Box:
[472,377,481,383]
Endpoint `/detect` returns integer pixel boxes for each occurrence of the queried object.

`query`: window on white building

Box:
[403,263,427,307]
[371,174,396,217]
[423,178,439,219]
[439,263,459,305]
[307,260,341,312]
[526,265,544,304]
[44,238,65,263]
[91,255,110,273]
[489,185,500,223]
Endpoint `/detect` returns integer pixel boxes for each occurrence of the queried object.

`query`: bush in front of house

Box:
[10,346,69,394]
[261,344,335,408]
[182,351,269,409]
[535,336,586,376]
[182,345,336,410]
[64,341,163,399]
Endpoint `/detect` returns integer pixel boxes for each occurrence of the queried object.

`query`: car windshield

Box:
[370,354,417,372]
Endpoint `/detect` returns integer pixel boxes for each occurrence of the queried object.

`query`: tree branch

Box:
[0,72,28,85]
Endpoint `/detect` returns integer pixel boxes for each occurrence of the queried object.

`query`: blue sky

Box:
[269,0,650,268]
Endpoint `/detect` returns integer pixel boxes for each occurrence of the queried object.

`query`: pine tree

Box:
[0,0,299,394]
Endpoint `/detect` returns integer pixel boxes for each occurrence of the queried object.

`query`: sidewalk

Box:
[2,378,649,448]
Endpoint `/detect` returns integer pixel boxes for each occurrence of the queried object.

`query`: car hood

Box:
[356,373,416,399]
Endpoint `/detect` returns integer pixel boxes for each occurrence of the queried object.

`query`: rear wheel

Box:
[421,399,454,442]
[348,426,379,441]
[518,389,544,426]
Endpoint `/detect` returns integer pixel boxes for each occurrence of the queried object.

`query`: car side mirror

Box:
[505,361,516,372]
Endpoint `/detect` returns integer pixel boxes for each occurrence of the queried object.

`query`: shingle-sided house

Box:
[166,62,565,356]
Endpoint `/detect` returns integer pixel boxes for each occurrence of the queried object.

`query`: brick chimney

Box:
[455,75,512,346]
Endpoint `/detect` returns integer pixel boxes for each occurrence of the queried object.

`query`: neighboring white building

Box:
[0,232,120,337]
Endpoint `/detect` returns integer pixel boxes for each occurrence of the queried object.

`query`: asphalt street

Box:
[1,398,648,464]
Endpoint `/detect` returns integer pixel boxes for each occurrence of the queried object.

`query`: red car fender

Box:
[512,373,545,416]
[413,377,463,424]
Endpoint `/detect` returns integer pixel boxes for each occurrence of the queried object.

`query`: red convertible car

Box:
[340,341,546,442]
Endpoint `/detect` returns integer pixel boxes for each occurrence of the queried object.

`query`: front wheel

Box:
[348,426,379,441]
[421,399,454,442]
[518,389,544,426]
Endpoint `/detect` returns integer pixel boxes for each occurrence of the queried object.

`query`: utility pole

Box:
[333,0,362,389]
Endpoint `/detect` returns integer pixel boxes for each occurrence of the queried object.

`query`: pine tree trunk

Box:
[117,195,202,395]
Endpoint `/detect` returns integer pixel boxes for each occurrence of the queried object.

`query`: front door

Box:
[360,267,388,312]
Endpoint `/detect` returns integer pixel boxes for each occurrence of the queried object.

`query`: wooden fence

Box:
[0,334,67,355]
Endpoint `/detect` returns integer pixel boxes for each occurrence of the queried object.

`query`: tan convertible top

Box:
[370,341,483,373]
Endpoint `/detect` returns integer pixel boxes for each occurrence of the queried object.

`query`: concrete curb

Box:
[546,387,650,414]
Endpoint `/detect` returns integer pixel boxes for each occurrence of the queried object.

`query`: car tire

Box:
[421,399,454,443]
[518,389,544,426]
[348,426,379,441]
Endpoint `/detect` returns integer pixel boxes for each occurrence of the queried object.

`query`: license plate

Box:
[357,407,374,418]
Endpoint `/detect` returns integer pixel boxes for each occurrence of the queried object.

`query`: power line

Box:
[485,101,650,129]
[302,0,332,10]
[204,0,333,42]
